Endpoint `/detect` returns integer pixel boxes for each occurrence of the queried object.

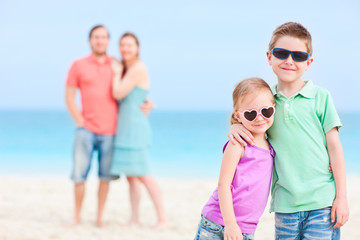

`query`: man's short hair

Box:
[89,25,110,39]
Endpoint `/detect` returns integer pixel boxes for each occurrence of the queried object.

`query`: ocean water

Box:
[0,110,359,179]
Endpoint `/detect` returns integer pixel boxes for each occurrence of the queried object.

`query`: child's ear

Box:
[305,57,314,70]
[266,51,272,65]
[232,111,241,123]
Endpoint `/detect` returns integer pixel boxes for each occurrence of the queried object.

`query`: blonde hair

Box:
[230,78,274,125]
[269,22,313,56]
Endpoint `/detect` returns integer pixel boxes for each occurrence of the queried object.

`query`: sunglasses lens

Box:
[261,107,274,118]
[272,48,290,59]
[292,51,309,62]
[272,48,309,62]
[244,110,257,121]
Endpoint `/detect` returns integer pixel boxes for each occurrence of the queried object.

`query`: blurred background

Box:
[1,0,359,178]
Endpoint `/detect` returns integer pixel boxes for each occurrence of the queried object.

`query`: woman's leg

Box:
[127,176,142,225]
[138,175,168,227]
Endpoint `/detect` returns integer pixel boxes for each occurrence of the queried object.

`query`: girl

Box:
[228,22,348,239]
[195,78,275,240]
[110,32,168,228]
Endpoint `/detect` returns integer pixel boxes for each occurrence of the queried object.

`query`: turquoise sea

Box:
[0,110,359,178]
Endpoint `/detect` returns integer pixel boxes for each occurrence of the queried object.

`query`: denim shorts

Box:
[275,207,340,240]
[194,215,254,240]
[71,127,119,183]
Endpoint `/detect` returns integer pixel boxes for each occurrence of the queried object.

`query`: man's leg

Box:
[97,134,118,226]
[74,183,85,224]
[70,128,94,224]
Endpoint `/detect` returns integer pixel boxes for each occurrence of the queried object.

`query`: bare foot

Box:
[96,219,104,228]
[121,219,141,227]
[63,219,81,228]
[154,219,169,230]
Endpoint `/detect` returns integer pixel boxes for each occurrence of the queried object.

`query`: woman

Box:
[110,32,167,228]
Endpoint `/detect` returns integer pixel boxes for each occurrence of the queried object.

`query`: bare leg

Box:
[96,180,109,227]
[138,176,168,228]
[74,183,85,225]
[127,176,141,225]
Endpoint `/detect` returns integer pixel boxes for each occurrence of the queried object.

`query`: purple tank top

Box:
[201,141,274,234]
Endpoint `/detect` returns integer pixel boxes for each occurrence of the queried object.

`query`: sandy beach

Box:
[0,176,358,240]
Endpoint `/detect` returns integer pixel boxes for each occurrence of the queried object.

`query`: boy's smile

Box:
[281,67,295,71]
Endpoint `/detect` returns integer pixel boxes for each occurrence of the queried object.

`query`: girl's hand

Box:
[111,58,123,75]
[224,223,243,240]
[331,196,349,228]
[227,123,255,146]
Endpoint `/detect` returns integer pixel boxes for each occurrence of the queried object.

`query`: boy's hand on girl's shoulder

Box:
[331,197,349,228]
[228,124,255,146]
[328,164,333,173]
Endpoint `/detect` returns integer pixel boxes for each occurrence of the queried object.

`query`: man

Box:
[65,25,151,227]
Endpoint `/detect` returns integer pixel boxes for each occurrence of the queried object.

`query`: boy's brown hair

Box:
[269,22,313,56]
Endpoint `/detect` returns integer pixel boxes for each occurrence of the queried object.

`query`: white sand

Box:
[0,176,358,240]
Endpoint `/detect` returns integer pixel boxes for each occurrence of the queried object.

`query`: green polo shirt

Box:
[267,80,342,213]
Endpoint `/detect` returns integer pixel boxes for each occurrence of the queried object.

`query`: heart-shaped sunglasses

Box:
[238,105,275,122]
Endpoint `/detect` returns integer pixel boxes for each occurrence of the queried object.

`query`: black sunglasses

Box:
[271,48,310,62]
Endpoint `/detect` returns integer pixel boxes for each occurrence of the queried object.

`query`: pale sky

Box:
[1,0,359,111]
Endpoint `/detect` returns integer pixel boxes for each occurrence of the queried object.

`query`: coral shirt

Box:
[66,54,117,135]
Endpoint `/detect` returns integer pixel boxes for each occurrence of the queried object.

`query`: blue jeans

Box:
[275,207,340,240]
[71,127,119,183]
[194,215,255,240]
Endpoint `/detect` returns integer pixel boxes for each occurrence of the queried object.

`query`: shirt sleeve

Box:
[66,61,79,87]
[315,88,342,133]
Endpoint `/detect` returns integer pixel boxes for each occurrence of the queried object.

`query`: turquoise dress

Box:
[111,87,152,176]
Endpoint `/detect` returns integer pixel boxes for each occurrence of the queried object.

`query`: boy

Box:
[228,22,349,239]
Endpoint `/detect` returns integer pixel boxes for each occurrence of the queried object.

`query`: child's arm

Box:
[228,123,255,146]
[326,128,349,228]
[218,142,244,239]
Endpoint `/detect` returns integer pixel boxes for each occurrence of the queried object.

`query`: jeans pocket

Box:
[243,233,255,240]
[200,218,223,233]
